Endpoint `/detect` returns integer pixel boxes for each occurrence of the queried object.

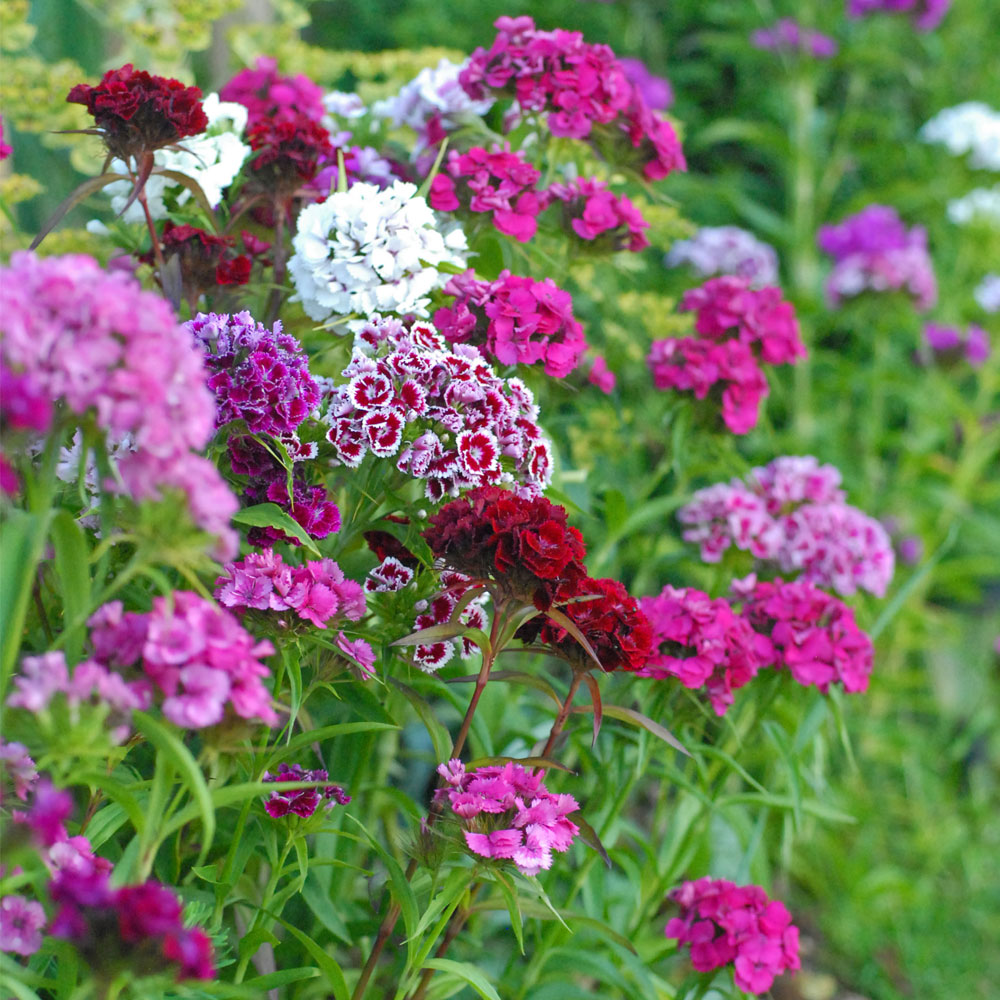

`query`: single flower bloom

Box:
[0,895,46,956]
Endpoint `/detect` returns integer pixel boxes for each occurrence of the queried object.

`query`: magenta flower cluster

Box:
[188,311,320,438]
[86,593,277,729]
[220,55,326,127]
[847,0,951,32]
[923,322,990,367]
[751,19,839,59]
[216,550,366,630]
[435,760,580,877]
[648,276,805,434]
[323,315,554,501]
[665,877,800,995]
[637,586,763,716]
[0,362,54,494]
[435,269,587,378]
[0,253,238,556]
[546,177,650,251]
[817,204,937,311]
[263,763,350,818]
[742,577,874,694]
[429,145,544,243]
[679,456,894,597]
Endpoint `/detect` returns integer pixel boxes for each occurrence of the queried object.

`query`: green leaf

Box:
[581,672,602,748]
[232,503,321,556]
[545,607,603,671]
[301,871,353,945]
[421,958,501,1000]
[597,704,690,757]
[29,173,127,249]
[266,721,399,766]
[49,510,90,663]
[391,621,468,646]
[242,968,321,991]
[389,677,453,763]
[574,813,612,869]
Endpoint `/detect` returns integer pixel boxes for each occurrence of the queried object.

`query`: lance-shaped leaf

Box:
[581,671,603,748]
[115,151,155,219]
[575,812,612,869]
[390,621,468,647]
[545,606,604,671]
[579,703,690,757]
[465,755,576,774]
[153,168,219,225]
[232,502,322,556]
[29,173,129,250]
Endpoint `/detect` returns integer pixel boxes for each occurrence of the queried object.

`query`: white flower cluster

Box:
[107,94,251,223]
[974,273,1000,314]
[288,181,468,324]
[372,58,494,155]
[947,185,1000,225]
[665,225,780,287]
[920,102,1000,171]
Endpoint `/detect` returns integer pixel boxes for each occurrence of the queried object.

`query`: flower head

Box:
[263,763,350,818]
[920,102,1000,171]
[665,226,779,288]
[545,177,650,252]
[751,19,838,59]
[0,895,46,956]
[220,57,326,127]
[847,0,951,32]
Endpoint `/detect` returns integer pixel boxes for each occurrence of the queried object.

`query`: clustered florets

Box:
[648,276,805,434]
[545,177,650,252]
[678,456,894,597]
[262,763,350,818]
[665,225,780,287]
[750,18,838,58]
[434,269,587,377]
[323,316,554,500]
[665,877,800,995]
[435,760,580,876]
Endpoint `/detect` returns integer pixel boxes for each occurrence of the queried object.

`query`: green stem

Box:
[234,835,296,982]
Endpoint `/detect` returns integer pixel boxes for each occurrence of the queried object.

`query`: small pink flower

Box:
[0,895,46,956]
[588,355,616,393]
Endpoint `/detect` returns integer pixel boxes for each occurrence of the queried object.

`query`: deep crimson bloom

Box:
[424,485,586,609]
[247,111,333,189]
[163,927,215,980]
[262,763,350,818]
[149,222,251,301]
[116,883,182,942]
[522,575,653,673]
[67,64,207,161]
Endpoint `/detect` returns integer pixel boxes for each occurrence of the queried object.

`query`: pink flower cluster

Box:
[220,56,326,127]
[665,877,800,995]
[459,16,632,140]
[637,586,763,716]
[679,456,894,597]
[0,253,238,556]
[751,19,839,59]
[435,760,580,876]
[188,311,320,438]
[429,145,543,243]
[648,276,804,434]
[86,593,278,729]
[0,362,53,494]
[546,177,650,252]
[741,577,874,694]
[619,57,673,111]
[817,205,937,311]
[323,315,553,501]
[1,895,45,957]
[8,651,151,744]
[923,322,990,367]
[215,550,366,630]
[411,571,490,672]
[847,0,951,32]
[263,763,350,818]
[434,269,586,377]
[459,16,685,182]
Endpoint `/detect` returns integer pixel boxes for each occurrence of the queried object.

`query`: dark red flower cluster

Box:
[546,177,650,252]
[247,112,334,190]
[434,269,587,377]
[648,276,805,434]
[147,223,250,302]
[429,145,544,243]
[523,575,654,673]
[665,877,800,995]
[423,485,586,609]
[67,64,207,162]
[263,763,350,818]
[50,869,214,982]
[740,577,873,694]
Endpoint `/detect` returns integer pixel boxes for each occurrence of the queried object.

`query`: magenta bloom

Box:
[263,763,350,819]
[741,578,874,694]
[637,586,763,716]
[0,895,46,956]
[435,270,587,378]
[619,57,673,110]
[818,205,937,311]
[0,253,238,557]
[665,877,800,995]
[751,19,838,59]
[588,355,616,393]
[545,177,650,252]
[436,760,579,876]
[924,322,991,367]
[0,114,11,160]
[847,0,951,32]
[220,56,326,127]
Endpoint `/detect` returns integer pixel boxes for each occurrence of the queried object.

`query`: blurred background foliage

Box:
[2,1,998,998]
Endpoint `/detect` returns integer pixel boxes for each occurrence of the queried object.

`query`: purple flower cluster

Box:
[923,322,990,367]
[741,577,874,694]
[817,205,937,311]
[434,269,587,378]
[847,0,951,32]
[648,276,805,434]
[679,456,894,597]
[429,145,544,243]
[323,316,553,501]
[665,226,780,288]
[188,311,320,437]
[8,651,151,744]
[0,253,238,556]
[435,759,580,876]
[665,878,800,995]
[262,763,350,818]
[619,57,673,110]
[751,19,838,59]
[0,895,45,957]
[215,550,366,631]
[0,740,38,804]
[87,593,277,729]
[545,177,650,252]
[637,586,763,716]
